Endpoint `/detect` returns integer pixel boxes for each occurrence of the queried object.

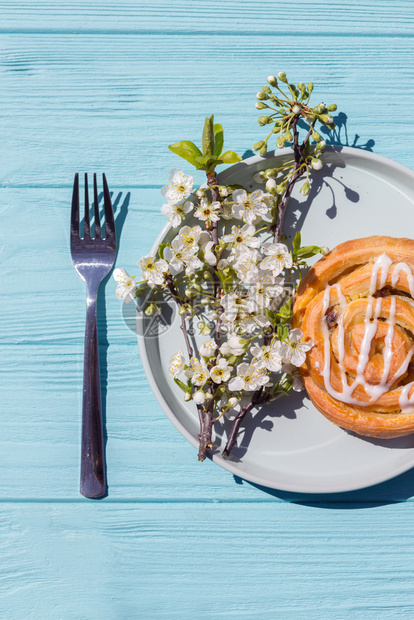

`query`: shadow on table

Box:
[233,468,414,508]
[95,189,131,499]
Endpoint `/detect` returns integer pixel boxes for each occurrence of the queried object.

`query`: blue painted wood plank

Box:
[2,502,414,619]
[1,34,414,186]
[1,0,414,36]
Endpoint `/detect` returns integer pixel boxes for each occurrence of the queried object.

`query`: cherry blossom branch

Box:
[272,117,315,243]
[197,171,223,461]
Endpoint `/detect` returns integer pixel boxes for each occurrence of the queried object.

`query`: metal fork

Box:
[70,173,117,498]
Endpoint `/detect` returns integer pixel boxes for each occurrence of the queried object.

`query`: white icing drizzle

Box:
[320,254,414,410]
[399,383,414,413]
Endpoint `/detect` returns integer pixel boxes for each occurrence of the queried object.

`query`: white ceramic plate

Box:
[137,146,414,494]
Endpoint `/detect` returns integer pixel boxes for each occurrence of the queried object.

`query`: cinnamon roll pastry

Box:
[292,236,414,438]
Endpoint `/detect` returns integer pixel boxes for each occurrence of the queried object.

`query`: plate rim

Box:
[137,145,414,494]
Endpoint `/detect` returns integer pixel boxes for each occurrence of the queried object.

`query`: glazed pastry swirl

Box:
[293,236,414,438]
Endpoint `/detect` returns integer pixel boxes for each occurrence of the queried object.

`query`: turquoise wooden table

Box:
[3,2,414,618]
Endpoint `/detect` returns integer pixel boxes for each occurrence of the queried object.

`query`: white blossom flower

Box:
[203,240,217,266]
[248,274,284,310]
[161,169,194,203]
[282,363,304,391]
[292,105,301,115]
[238,308,270,334]
[138,256,168,286]
[163,238,201,275]
[161,200,193,228]
[231,189,270,224]
[219,335,246,356]
[259,243,293,276]
[210,358,232,384]
[221,293,256,324]
[113,268,137,303]
[222,224,260,251]
[199,340,218,358]
[219,201,234,220]
[228,362,269,391]
[217,258,230,270]
[233,247,262,284]
[169,351,185,378]
[177,225,208,248]
[193,390,206,404]
[194,198,221,225]
[185,357,209,386]
[251,342,283,372]
[279,328,313,367]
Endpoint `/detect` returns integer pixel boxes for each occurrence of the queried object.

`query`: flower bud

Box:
[259,144,267,157]
[276,181,288,195]
[315,140,326,150]
[300,181,310,196]
[205,392,213,400]
[144,303,157,316]
[253,140,265,151]
[284,129,293,142]
[267,75,278,86]
[320,114,334,125]
[297,82,305,91]
[312,131,321,142]
[253,171,266,184]
[193,391,205,405]
[196,189,204,198]
[219,186,229,197]
[265,168,277,179]
[307,82,314,93]
[321,246,330,256]
[276,135,286,149]
[184,393,191,401]
[258,116,271,125]
[317,103,326,113]
[278,71,287,83]
[327,104,337,112]
[311,158,323,170]
[292,105,301,115]
[262,85,272,94]
[256,91,268,100]
[229,397,239,407]
[255,102,268,109]
[265,178,277,195]
[185,288,197,298]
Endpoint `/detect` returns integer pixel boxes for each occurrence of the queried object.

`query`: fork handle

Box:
[80,292,106,498]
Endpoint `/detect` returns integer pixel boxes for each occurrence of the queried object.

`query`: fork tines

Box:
[71,173,115,242]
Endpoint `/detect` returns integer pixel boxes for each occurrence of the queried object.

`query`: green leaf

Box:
[265,309,277,326]
[296,245,322,259]
[277,324,289,341]
[201,115,215,157]
[168,140,202,166]
[174,378,191,394]
[220,150,242,164]
[277,298,292,322]
[214,124,224,157]
[292,231,301,253]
